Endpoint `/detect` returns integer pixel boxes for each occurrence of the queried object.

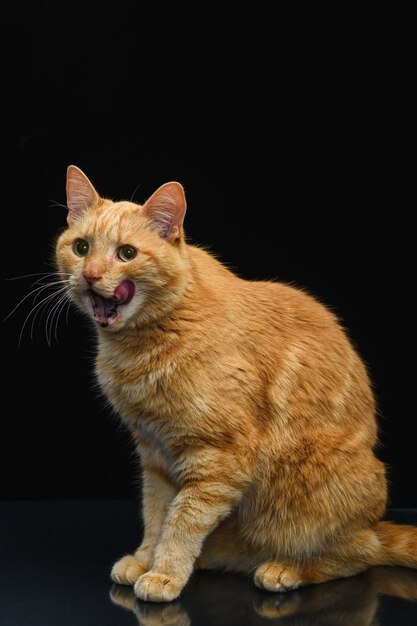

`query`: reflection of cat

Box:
[57,166,417,603]
[109,567,417,626]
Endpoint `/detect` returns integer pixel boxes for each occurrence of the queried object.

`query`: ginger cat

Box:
[56,165,417,603]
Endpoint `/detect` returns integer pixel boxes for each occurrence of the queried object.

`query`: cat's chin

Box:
[95,313,120,330]
[88,301,130,332]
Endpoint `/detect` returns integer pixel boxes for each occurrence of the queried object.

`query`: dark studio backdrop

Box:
[1,5,414,507]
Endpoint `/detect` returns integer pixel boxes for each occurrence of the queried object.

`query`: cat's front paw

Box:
[134,571,185,602]
[111,554,149,586]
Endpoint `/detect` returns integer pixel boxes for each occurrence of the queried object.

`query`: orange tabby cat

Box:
[56,165,417,602]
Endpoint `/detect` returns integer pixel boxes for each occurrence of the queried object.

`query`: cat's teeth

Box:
[88,290,119,327]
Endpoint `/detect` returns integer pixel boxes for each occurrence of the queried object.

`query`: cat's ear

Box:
[142,182,186,242]
[66,165,100,225]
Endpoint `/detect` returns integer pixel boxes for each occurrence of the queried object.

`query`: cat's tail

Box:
[375,521,417,569]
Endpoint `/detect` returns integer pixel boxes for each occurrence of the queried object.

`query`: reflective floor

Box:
[1,500,416,625]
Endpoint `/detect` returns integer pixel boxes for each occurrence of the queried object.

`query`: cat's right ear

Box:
[142,182,187,243]
[66,165,99,226]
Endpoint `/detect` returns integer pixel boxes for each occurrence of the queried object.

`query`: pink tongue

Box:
[113,279,135,305]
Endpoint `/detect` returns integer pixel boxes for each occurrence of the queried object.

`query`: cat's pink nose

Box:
[83,270,102,285]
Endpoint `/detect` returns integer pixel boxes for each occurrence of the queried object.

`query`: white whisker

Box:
[45,289,72,345]
[30,275,71,288]
[49,198,68,210]
[130,182,142,202]
[18,286,69,347]
[4,280,69,321]
[65,298,71,326]
[51,295,69,343]
[6,267,77,346]
[6,271,71,281]
[31,287,73,342]
[55,290,75,343]
[32,280,70,304]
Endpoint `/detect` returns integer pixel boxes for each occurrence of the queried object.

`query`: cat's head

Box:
[56,166,188,332]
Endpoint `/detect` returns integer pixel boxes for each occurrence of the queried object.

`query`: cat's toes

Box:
[134,571,185,602]
[111,554,149,586]
[254,562,303,592]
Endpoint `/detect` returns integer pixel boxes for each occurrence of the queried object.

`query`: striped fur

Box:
[56,167,417,602]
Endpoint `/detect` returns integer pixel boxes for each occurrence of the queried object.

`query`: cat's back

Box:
[188,245,375,429]
[188,244,350,347]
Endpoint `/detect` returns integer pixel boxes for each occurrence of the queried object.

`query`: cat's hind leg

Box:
[254,527,383,592]
[196,513,257,573]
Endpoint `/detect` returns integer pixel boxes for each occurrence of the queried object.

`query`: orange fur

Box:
[56,166,417,602]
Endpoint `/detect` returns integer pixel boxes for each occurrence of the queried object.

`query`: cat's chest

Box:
[95,346,199,484]
[96,348,177,421]
[96,338,193,425]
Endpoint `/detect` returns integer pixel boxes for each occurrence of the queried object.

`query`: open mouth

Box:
[88,280,135,328]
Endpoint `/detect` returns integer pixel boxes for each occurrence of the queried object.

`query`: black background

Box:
[1,5,414,505]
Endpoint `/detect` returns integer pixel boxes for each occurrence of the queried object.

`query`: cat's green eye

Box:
[117,245,137,262]
[73,239,89,257]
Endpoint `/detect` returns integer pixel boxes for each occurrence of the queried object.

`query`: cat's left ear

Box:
[142,182,187,243]
[66,165,100,226]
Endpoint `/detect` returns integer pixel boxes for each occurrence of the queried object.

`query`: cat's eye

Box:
[73,239,89,257]
[117,245,137,262]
